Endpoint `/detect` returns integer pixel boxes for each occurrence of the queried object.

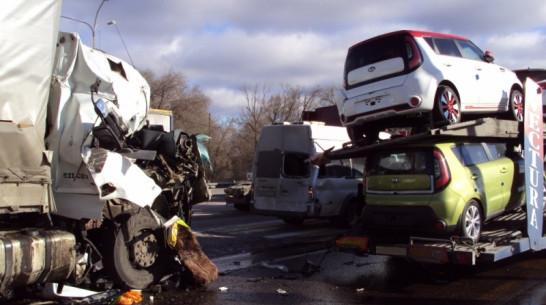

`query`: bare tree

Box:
[205,117,239,181]
[239,83,270,150]
[141,69,211,134]
[318,85,340,106]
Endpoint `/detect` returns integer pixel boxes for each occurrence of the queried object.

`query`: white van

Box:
[251,122,364,226]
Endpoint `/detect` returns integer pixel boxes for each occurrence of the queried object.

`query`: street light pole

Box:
[107,20,135,68]
[61,16,93,38]
[92,0,109,48]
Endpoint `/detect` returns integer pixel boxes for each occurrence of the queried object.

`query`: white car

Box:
[336,30,523,144]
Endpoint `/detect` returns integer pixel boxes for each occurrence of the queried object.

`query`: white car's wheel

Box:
[509,89,524,122]
[435,85,461,125]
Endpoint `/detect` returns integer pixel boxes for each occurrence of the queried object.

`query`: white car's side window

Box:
[457,40,484,61]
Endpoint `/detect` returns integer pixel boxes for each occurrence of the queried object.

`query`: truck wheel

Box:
[108,210,168,289]
[460,200,482,242]
[509,88,524,122]
[434,85,461,125]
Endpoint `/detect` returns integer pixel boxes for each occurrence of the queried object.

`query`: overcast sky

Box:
[60,0,546,118]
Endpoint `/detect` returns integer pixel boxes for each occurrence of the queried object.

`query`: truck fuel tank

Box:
[0,229,76,295]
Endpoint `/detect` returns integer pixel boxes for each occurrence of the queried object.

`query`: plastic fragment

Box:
[260,261,289,273]
[277,288,288,295]
[117,290,142,304]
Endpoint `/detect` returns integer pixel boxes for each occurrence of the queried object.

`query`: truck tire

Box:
[107,209,169,289]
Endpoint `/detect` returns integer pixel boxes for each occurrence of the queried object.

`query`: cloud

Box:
[60,0,546,118]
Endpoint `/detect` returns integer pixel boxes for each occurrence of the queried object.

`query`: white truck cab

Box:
[252,121,363,226]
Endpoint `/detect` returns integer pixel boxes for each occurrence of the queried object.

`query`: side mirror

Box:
[484,51,495,63]
[94,98,109,119]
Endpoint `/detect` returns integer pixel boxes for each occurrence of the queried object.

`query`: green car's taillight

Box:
[433,149,451,190]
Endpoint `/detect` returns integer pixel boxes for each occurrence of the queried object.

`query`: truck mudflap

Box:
[0,230,75,295]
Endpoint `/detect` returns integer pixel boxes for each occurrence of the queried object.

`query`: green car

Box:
[361,142,525,242]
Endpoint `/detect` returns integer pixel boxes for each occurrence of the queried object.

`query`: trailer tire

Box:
[108,209,168,289]
[434,85,461,125]
[460,200,482,242]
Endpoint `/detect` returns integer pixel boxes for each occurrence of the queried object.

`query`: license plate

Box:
[408,245,449,263]
[376,245,407,256]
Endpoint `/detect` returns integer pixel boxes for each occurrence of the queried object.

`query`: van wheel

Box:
[509,88,524,122]
[335,199,360,228]
[282,217,304,225]
[434,85,461,125]
[460,200,482,242]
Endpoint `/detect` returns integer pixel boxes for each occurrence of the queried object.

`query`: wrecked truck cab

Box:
[43,32,213,289]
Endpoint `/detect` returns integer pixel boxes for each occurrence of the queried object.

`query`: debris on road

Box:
[171,219,219,287]
[116,290,143,304]
[260,261,289,273]
[42,283,98,299]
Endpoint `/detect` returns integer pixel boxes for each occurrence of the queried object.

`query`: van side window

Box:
[256,150,282,178]
[433,38,462,57]
[283,153,309,178]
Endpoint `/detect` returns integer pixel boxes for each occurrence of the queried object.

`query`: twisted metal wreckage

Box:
[0,1,217,299]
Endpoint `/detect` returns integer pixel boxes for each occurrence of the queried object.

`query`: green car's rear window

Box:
[367,149,434,175]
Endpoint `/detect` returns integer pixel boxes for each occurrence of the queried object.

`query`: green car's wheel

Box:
[460,200,482,242]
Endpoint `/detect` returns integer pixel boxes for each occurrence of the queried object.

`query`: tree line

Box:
[141,69,338,182]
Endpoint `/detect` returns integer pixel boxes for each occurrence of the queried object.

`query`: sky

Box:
[59,0,546,118]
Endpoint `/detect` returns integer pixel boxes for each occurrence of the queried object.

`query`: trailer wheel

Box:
[434,85,461,125]
[460,200,482,242]
[108,210,168,289]
[509,88,524,122]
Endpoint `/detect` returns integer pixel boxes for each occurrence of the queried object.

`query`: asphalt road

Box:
[143,189,546,305]
[11,188,546,304]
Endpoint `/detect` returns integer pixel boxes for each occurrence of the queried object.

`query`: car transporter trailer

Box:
[332,80,545,265]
